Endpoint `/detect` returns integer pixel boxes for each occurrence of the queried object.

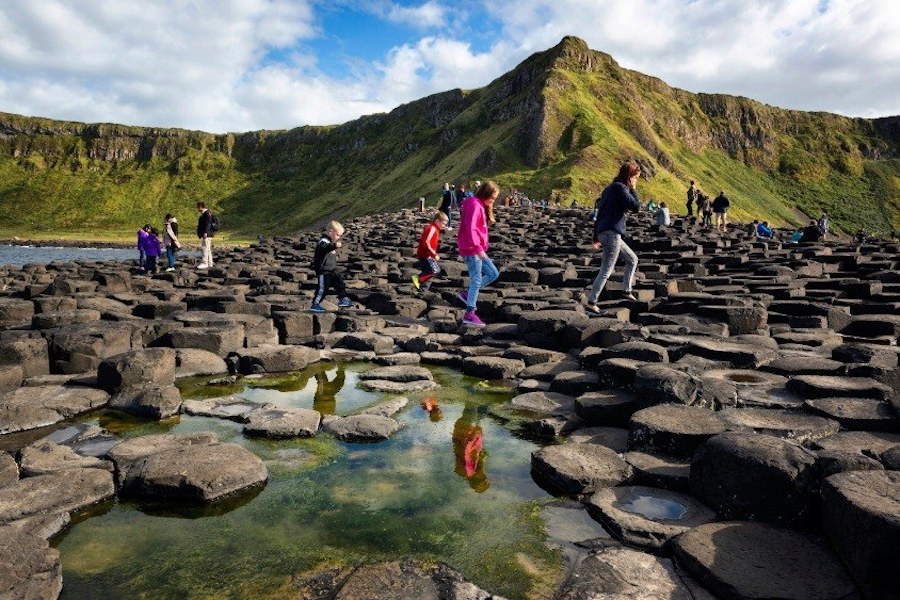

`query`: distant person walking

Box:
[712,191,730,232]
[457,181,501,328]
[163,213,181,271]
[686,180,696,216]
[698,191,713,228]
[818,212,829,240]
[586,160,641,313]
[196,202,214,269]
[439,183,454,229]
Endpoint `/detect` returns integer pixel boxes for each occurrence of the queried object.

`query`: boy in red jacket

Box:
[412,211,449,293]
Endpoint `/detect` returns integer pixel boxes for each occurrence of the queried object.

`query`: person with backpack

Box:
[196,201,217,269]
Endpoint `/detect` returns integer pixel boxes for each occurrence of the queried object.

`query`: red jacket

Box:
[416,222,441,259]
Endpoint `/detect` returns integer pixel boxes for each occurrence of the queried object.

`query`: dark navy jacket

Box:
[313,235,339,274]
[593,182,641,240]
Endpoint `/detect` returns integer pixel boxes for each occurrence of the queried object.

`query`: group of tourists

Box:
[686,180,731,231]
[135,202,217,273]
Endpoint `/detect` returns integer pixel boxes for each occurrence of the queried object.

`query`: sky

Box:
[0,0,899,134]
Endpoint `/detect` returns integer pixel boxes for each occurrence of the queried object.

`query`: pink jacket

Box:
[457,197,489,256]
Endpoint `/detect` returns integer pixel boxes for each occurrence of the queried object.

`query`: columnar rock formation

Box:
[1,204,898,598]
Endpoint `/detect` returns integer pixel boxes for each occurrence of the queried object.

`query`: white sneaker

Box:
[196,264,209,270]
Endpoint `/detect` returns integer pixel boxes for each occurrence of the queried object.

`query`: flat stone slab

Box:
[181,395,262,421]
[0,452,17,487]
[109,384,183,420]
[691,432,817,527]
[585,485,716,550]
[96,347,176,394]
[358,365,433,382]
[787,375,892,400]
[110,434,267,502]
[243,407,321,438]
[0,527,62,600]
[531,443,632,495]
[237,344,319,374]
[0,468,114,523]
[575,390,636,427]
[507,391,576,415]
[559,546,694,600]
[358,379,438,393]
[459,356,526,380]
[19,441,112,476]
[0,385,109,434]
[682,339,777,368]
[718,407,840,443]
[324,414,402,441]
[628,404,729,458]
[357,397,409,418]
[821,470,900,599]
[804,398,899,432]
[174,348,229,378]
[672,521,858,600]
[567,427,629,452]
[624,451,691,493]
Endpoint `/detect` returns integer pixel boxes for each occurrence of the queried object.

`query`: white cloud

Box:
[0,0,897,132]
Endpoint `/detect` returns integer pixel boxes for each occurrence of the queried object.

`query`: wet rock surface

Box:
[2,205,900,597]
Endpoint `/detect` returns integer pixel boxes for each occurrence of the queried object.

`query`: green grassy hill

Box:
[1,36,898,241]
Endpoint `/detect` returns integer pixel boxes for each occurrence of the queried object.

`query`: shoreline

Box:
[0,238,251,250]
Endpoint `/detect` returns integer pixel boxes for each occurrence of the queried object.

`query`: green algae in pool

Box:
[57,364,562,599]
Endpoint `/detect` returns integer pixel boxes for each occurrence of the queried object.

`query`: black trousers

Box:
[313,271,347,305]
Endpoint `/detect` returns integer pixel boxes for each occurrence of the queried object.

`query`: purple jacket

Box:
[139,232,162,257]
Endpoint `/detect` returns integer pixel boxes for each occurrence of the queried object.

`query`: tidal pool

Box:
[55,364,564,599]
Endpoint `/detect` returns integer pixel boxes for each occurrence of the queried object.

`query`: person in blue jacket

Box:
[756,221,773,239]
[586,160,641,312]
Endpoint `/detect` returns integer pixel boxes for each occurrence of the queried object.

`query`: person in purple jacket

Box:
[456,181,500,328]
[136,224,151,271]
[586,160,642,312]
[141,227,163,274]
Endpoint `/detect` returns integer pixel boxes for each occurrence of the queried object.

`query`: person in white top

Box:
[654,201,671,226]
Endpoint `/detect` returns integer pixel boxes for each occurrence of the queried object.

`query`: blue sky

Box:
[0,0,898,133]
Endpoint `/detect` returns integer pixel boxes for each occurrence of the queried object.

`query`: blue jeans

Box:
[166,245,176,268]
[589,230,638,302]
[464,254,499,312]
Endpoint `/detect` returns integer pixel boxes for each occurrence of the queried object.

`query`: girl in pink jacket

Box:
[456,181,500,327]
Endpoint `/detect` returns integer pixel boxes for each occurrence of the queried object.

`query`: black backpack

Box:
[209,213,220,233]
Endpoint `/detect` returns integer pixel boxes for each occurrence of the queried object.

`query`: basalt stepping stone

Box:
[718,407,839,443]
[566,426,629,452]
[594,357,644,389]
[174,348,228,378]
[787,375,892,400]
[809,430,900,457]
[761,355,847,377]
[244,407,321,438]
[821,470,900,599]
[372,352,421,366]
[681,339,777,368]
[585,485,716,551]
[672,522,857,600]
[735,386,808,409]
[558,546,695,600]
[624,450,692,494]
[0,528,62,600]
[19,440,112,476]
[324,414,402,441]
[507,391,576,415]
[597,341,670,363]
[628,404,728,458]
[575,390,637,427]
[237,344,319,374]
[358,378,439,393]
[109,384,183,420]
[550,370,600,396]
[633,364,698,408]
[0,385,109,435]
[0,467,115,524]
[0,451,18,487]
[181,396,262,421]
[880,445,900,469]
[358,365,433,382]
[502,345,568,366]
[96,347,176,394]
[459,356,526,380]
[521,359,581,382]
[690,432,817,527]
[805,397,899,432]
[531,443,632,496]
[832,343,899,369]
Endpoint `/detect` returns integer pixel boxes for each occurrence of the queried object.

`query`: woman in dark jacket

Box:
[586,160,641,312]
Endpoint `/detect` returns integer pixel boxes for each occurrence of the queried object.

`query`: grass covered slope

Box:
[0,36,898,240]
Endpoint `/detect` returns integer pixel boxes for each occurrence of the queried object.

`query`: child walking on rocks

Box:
[311,220,352,313]
[457,181,500,328]
[586,160,641,312]
[412,211,449,294]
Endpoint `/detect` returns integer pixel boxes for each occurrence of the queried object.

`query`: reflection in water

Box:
[453,404,489,492]
[314,363,345,414]
[421,397,443,422]
[617,495,687,520]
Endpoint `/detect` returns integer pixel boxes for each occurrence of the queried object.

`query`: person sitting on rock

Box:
[756,221,773,239]
[654,201,670,227]
[799,219,823,243]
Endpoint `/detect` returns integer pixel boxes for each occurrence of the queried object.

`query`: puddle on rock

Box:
[57,364,562,600]
[616,495,687,520]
